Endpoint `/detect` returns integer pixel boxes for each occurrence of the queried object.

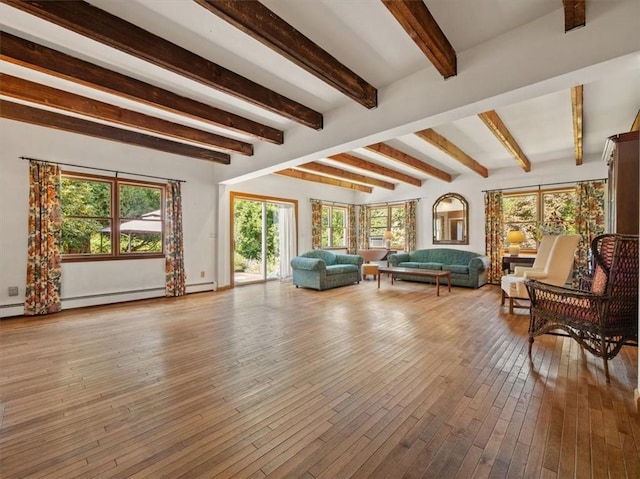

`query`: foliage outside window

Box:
[61,172,164,260]
[233,199,279,273]
[368,204,406,249]
[321,205,347,248]
[503,188,577,251]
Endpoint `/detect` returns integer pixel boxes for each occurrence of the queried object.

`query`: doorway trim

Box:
[230,191,298,287]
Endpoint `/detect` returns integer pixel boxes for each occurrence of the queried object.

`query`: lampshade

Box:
[506,230,525,244]
[383,230,393,240]
[506,229,525,256]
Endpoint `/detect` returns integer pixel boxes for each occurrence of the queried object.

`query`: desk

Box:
[502,255,536,274]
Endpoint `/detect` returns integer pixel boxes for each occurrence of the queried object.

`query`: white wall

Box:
[0,119,219,318]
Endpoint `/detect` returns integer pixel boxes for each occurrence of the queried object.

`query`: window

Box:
[61,172,164,260]
[368,204,406,249]
[321,205,347,248]
[503,188,577,251]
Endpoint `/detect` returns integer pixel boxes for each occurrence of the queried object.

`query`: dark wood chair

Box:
[525,234,638,383]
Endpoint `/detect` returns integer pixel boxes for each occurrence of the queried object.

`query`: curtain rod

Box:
[482,177,606,193]
[20,156,186,183]
[309,198,353,207]
[358,197,421,207]
[310,197,421,207]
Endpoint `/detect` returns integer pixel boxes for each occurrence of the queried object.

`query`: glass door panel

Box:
[233,198,288,285]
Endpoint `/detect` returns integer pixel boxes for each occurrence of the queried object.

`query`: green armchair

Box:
[291,250,363,290]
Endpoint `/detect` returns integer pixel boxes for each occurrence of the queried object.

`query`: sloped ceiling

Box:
[1,0,638,193]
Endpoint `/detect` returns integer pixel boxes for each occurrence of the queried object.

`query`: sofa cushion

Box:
[423,262,444,270]
[326,264,359,275]
[398,262,444,270]
[443,264,469,274]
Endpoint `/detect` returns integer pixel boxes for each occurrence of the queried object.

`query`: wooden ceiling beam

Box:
[630,110,640,132]
[0,100,230,164]
[0,31,283,145]
[297,162,395,190]
[478,110,531,172]
[0,73,253,155]
[563,1,586,32]
[364,143,452,182]
[1,0,323,129]
[414,129,488,178]
[328,153,422,187]
[381,0,456,78]
[195,0,377,109]
[570,85,584,165]
[275,169,373,193]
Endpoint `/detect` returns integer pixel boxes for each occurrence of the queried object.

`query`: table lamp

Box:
[384,230,392,250]
[506,229,525,256]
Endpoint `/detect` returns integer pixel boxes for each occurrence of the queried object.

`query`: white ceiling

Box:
[1,0,639,191]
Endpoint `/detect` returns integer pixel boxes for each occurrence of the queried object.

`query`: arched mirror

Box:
[433,193,468,245]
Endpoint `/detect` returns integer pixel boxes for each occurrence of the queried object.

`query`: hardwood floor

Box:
[1,279,638,478]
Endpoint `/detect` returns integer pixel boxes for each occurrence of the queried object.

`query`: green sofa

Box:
[291,250,364,290]
[388,248,489,288]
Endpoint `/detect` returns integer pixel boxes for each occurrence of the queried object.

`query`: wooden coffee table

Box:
[377,266,451,296]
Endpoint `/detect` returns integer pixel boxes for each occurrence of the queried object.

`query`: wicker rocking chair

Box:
[525,234,639,383]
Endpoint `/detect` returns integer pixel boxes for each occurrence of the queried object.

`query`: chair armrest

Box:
[524,279,601,306]
[388,253,409,266]
[291,257,325,272]
[523,270,548,280]
[335,254,364,266]
[513,265,543,276]
[524,279,610,329]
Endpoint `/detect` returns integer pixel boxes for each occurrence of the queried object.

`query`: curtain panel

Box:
[405,200,417,252]
[24,161,63,315]
[358,205,368,250]
[347,205,357,254]
[278,204,296,279]
[165,181,186,297]
[310,199,322,250]
[575,180,606,278]
[484,191,504,284]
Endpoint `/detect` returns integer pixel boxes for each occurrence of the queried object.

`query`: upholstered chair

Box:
[501,234,580,313]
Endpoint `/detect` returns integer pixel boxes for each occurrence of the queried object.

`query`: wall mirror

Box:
[433,193,469,245]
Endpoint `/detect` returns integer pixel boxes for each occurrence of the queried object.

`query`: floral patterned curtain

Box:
[575,180,606,277]
[484,190,504,284]
[24,161,62,315]
[311,199,322,250]
[405,200,417,252]
[358,205,368,249]
[165,181,185,297]
[347,204,357,254]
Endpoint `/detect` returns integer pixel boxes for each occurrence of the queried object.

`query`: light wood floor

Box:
[1,279,638,478]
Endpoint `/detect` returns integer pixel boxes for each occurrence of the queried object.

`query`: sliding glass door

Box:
[231,193,297,286]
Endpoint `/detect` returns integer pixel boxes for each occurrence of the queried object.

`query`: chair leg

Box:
[501,290,505,305]
[528,336,534,355]
[601,336,611,384]
[509,297,514,314]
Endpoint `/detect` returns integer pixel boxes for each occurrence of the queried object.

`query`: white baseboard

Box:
[0,281,217,319]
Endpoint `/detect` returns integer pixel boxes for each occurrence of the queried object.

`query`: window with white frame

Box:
[368,204,405,249]
[321,205,347,248]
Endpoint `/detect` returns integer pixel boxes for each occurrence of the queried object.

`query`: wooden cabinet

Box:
[603,131,639,234]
